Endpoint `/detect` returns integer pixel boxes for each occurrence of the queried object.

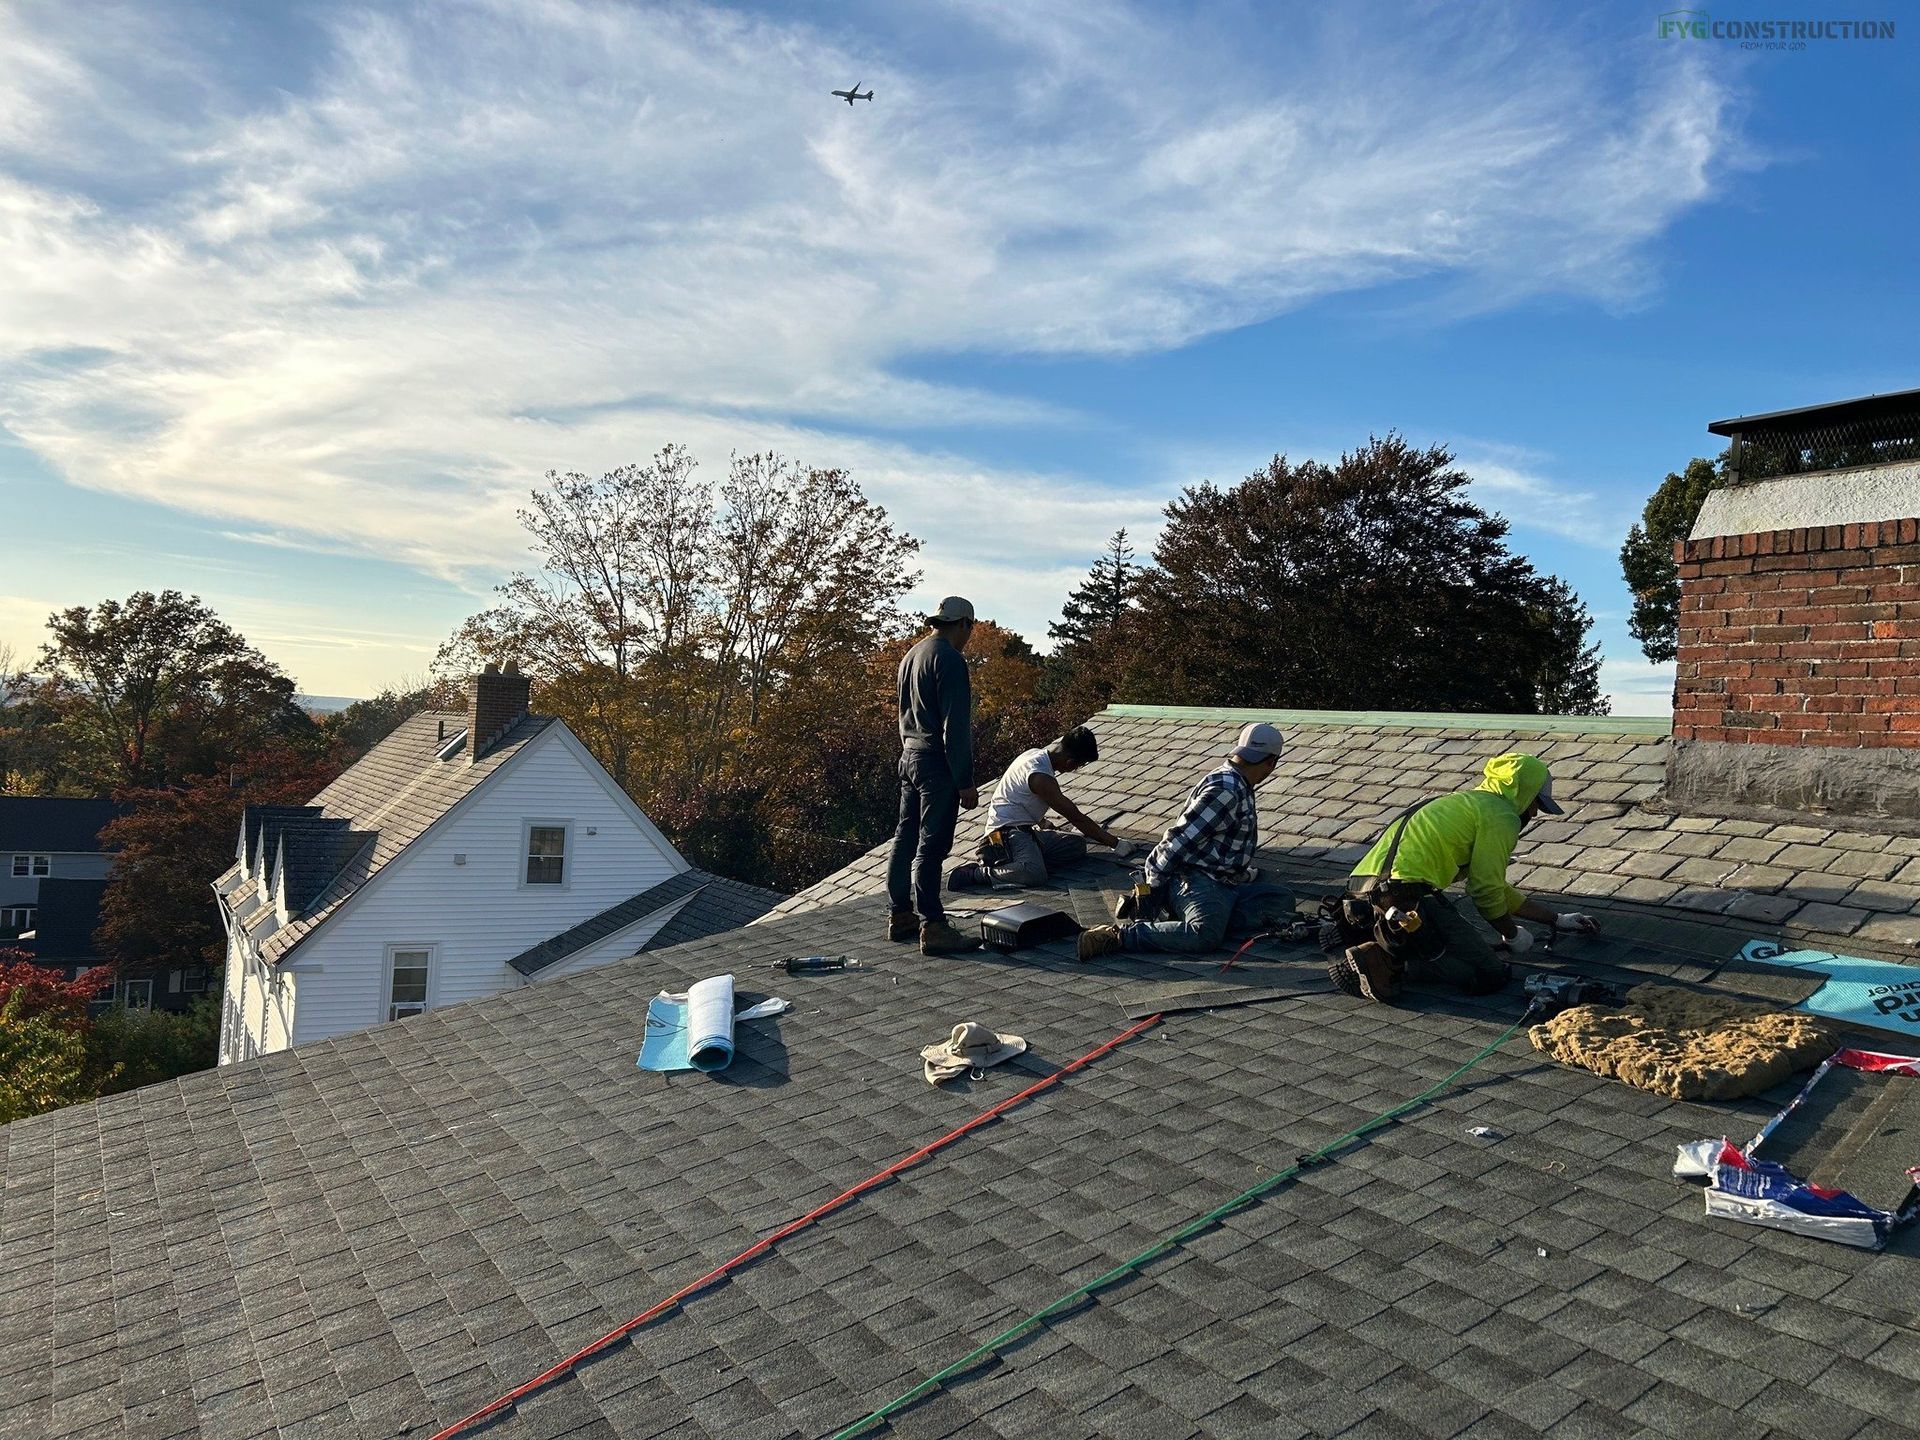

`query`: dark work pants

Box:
[887,749,960,923]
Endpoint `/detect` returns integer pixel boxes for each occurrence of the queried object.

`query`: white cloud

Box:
[0,0,1736,650]
[1601,656,1676,717]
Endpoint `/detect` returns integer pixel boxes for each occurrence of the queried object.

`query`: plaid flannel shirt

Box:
[1143,764,1258,887]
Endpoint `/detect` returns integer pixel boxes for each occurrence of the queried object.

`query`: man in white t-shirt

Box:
[949,726,1120,890]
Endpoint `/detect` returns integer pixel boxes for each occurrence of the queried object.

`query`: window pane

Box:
[390,950,430,1007]
[32,856,48,876]
[526,826,566,884]
[10,857,24,876]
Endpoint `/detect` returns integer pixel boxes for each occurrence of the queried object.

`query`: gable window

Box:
[524,823,569,886]
[387,946,434,1021]
[11,854,50,877]
[0,907,33,937]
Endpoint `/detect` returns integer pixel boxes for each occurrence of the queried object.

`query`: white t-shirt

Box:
[987,747,1054,829]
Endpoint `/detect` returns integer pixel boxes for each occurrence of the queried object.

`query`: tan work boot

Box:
[888,910,919,943]
[1077,925,1123,962]
[920,919,975,955]
[1332,942,1398,1002]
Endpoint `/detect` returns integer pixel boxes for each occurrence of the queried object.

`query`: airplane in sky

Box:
[831,82,874,105]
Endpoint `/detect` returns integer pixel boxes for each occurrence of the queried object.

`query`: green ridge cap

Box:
[1096,704,1671,737]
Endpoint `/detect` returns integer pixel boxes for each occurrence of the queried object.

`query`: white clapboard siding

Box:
[287,726,683,1047]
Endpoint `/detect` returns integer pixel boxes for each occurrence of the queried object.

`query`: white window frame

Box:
[11,854,50,877]
[520,820,573,889]
[122,978,153,1011]
[0,906,33,935]
[384,943,437,1023]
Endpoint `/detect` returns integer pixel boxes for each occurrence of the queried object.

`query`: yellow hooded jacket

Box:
[1351,753,1552,922]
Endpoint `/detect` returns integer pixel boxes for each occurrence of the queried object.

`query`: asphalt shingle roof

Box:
[0,796,125,854]
[8,704,1920,1440]
[507,871,784,976]
[6,844,1919,1437]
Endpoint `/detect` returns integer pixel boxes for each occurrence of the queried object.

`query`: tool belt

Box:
[1318,802,1444,967]
[978,823,1039,866]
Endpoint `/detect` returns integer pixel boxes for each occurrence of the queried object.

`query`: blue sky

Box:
[1,1,1913,710]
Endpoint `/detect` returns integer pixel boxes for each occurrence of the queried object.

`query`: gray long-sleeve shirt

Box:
[897,632,973,787]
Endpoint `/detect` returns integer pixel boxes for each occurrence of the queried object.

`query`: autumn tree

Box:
[1122,435,1607,714]
[95,748,342,981]
[438,449,922,885]
[0,952,114,1123]
[35,591,317,789]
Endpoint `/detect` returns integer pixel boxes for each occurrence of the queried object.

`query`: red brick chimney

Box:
[1668,388,1920,819]
[466,661,531,762]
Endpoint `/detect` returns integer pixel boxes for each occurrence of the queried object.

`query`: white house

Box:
[214,663,779,1062]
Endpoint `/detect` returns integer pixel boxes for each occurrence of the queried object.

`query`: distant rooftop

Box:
[0,795,126,854]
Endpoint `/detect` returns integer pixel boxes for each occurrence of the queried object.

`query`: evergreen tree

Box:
[1049,530,1136,648]
[1619,453,1727,664]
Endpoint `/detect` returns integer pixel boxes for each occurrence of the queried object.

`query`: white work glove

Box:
[1555,912,1599,935]
[1500,926,1535,955]
[1110,839,1139,861]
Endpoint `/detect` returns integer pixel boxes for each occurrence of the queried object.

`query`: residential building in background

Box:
[214,663,779,1062]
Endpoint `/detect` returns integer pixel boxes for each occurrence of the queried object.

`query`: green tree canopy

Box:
[1115,435,1608,715]
[1619,453,1727,664]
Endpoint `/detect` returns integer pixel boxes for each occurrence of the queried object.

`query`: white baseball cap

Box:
[1231,722,1285,763]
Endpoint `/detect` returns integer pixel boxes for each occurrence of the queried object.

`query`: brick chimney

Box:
[1669,387,1920,819]
[466,661,531,762]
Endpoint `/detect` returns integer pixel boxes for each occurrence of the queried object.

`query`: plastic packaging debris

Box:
[735,997,790,1021]
[1467,1126,1501,1140]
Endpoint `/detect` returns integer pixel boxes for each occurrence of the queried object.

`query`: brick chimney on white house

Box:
[467,661,532,762]
[1668,387,1920,819]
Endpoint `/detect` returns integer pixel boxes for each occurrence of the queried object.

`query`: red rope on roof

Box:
[425,1010,1165,1440]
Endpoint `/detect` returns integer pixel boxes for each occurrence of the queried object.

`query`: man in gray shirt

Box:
[888,596,979,953]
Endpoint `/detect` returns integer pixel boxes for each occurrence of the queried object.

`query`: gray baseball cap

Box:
[928,596,975,624]
[1231,721,1285,763]
[1535,772,1564,815]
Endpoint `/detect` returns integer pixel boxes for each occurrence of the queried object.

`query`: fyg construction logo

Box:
[1656,10,1896,43]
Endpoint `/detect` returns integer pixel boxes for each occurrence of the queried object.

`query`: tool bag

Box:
[978,823,1035,868]
[1317,801,1445,969]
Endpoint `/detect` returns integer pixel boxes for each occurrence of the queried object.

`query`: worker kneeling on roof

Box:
[1325,752,1599,1003]
[1077,723,1295,961]
[949,725,1119,892]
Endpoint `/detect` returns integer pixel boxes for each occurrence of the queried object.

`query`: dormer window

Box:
[523,823,568,886]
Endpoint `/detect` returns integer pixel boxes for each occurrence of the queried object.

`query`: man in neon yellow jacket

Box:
[1332,752,1599,1001]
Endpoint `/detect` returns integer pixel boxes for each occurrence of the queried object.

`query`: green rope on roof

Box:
[826,1010,1535,1439]
[1096,704,1672,736]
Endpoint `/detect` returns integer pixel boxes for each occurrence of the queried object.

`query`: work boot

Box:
[1332,943,1398,1003]
[888,910,919,943]
[947,862,989,891]
[1077,925,1123,962]
[920,919,974,955]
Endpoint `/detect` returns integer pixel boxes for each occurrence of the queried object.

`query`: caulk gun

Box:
[771,955,865,974]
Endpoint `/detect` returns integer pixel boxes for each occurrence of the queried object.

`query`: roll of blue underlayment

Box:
[637,972,737,1073]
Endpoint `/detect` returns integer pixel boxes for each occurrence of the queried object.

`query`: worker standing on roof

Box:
[887,597,979,955]
[1076,722,1296,960]
[1325,752,1600,1002]
[948,725,1121,892]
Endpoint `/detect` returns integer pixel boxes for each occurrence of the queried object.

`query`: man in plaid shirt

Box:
[1078,722,1297,959]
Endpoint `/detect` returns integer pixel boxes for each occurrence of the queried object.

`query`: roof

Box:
[1709,386,1920,436]
[22,877,106,961]
[217,710,555,965]
[773,706,1920,956]
[0,796,125,854]
[507,870,784,976]
[6,705,1920,1440]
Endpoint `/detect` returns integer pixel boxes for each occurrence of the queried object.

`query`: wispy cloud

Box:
[0,0,1736,642]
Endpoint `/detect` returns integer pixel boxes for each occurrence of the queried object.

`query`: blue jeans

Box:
[887,749,959,923]
[1121,872,1297,955]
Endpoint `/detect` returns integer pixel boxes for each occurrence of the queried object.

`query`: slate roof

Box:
[772,704,1920,961]
[216,711,555,965]
[7,803,1920,1438]
[507,871,784,976]
[0,796,126,854]
[22,877,107,962]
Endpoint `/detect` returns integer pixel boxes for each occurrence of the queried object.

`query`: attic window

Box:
[436,731,468,761]
[11,854,50,877]
[524,823,568,886]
